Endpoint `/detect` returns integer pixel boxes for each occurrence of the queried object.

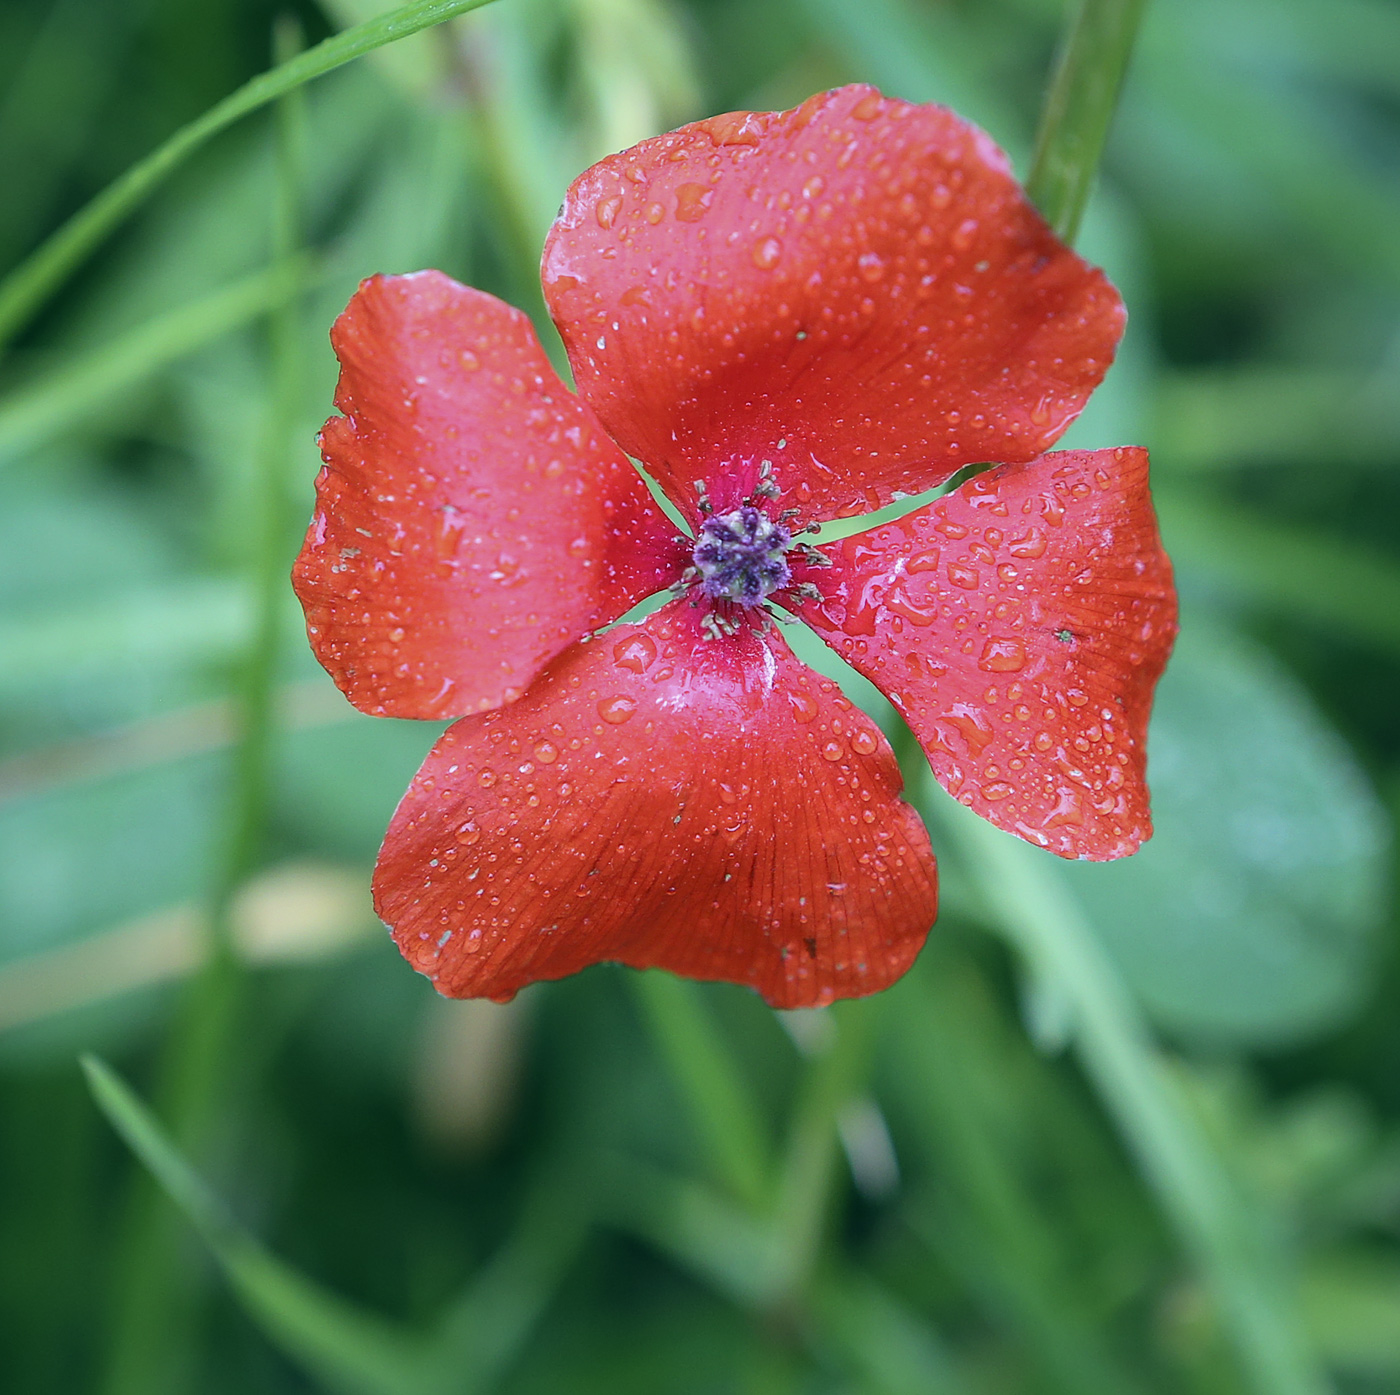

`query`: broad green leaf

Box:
[0,756,219,963]
[929,795,1331,1395]
[1157,488,1400,654]
[1060,614,1389,1045]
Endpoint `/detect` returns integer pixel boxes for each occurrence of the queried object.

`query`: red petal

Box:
[799,448,1177,860]
[542,85,1123,525]
[293,272,685,720]
[374,600,938,1007]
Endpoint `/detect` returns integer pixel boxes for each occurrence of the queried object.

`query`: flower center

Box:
[692,505,792,606]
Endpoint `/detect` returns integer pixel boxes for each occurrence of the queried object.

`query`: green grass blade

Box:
[0,0,499,352]
[1027,0,1149,242]
[0,261,305,466]
[932,802,1330,1395]
[632,973,772,1211]
[81,1056,433,1395]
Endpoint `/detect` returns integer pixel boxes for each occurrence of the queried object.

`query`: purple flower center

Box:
[692,505,792,606]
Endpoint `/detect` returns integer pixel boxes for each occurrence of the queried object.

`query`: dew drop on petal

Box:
[598,695,638,724]
[851,728,879,755]
[456,821,480,845]
[787,690,819,723]
[857,251,885,283]
[477,768,498,788]
[534,740,559,764]
[821,739,845,762]
[596,194,623,229]
[752,236,783,269]
[613,634,658,674]
[978,638,1027,673]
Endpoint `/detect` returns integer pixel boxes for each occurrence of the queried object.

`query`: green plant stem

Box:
[1026,0,1148,242]
[769,1002,876,1309]
[0,0,499,353]
[632,973,771,1211]
[98,38,310,1395]
[936,801,1329,1395]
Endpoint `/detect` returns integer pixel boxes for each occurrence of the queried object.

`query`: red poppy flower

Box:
[293,84,1177,1009]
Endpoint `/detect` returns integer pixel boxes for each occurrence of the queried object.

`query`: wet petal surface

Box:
[798,448,1177,859]
[543,84,1123,524]
[375,600,938,1007]
[294,271,683,720]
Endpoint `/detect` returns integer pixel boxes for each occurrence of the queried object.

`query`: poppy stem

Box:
[633,972,772,1211]
[1026,0,1149,244]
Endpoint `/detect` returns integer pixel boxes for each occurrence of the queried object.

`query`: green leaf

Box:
[1156,487,1400,654]
[928,794,1331,1395]
[0,0,500,350]
[1059,614,1389,1045]
[631,972,772,1211]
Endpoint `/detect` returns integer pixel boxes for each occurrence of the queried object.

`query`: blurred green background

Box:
[1,0,1398,1391]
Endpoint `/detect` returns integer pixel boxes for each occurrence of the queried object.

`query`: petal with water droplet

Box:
[294,273,685,720]
[798,448,1176,859]
[542,84,1122,525]
[375,599,937,1007]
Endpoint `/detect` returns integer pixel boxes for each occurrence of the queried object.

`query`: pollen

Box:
[692,505,793,605]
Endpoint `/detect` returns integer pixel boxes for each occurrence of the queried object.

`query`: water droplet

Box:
[613,633,658,673]
[947,561,979,589]
[1034,731,1054,751]
[477,769,498,788]
[906,548,940,573]
[675,183,713,222]
[598,695,638,724]
[951,217,978,252]
[645,202,664,224]
[534,740,559,764]
[596,194,623,229]
[821,739,845,762]
[851,728,878,755]
[700,110,762,145]
[458,349,480,372]
[787,690,819,723]
[456,821,480,845]
[857,251,885,283]
[851,90,883,121]
[752,236,782,269]
[978,638,1026,673]
[981,782,1013,801]
[388,626,405,642]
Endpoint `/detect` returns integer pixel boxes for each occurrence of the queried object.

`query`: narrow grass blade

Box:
[81,1056,433,1395]
[0,261,305,466]
[1027,0,1149,242]
[0,0,499,350]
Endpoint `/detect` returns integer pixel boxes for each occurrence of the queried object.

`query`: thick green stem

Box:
[0,0,499,352]
[1026,0,1148,243]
